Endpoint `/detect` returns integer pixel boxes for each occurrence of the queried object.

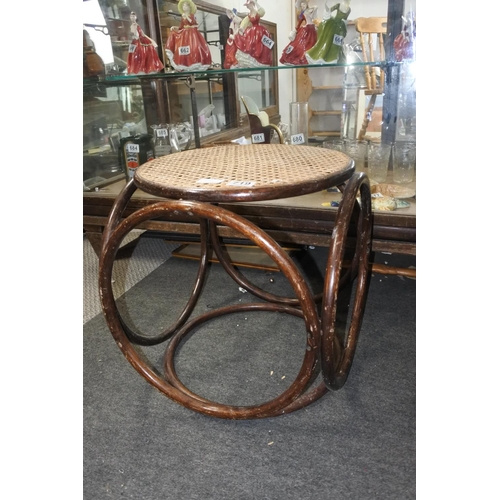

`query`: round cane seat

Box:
[134,144,353,202]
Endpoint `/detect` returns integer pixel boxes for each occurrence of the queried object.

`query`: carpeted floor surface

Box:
[83,232,179,324]
[83,237,415,499]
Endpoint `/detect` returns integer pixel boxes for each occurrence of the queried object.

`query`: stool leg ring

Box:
[321,172,373,391]
[208,220,303,306]
[99,200,322,419]
[99,189,211,345]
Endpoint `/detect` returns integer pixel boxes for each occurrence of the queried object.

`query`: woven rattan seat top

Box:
[134,144,354,202]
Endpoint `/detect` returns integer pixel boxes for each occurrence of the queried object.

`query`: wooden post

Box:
[381,0,405,145]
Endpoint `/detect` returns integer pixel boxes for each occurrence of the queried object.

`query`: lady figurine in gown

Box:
[280,0,318,66]
[223,8,243,69]
[306,0,351,64]
[394,11,416,62]
[165,0,212,71]
[234,1,273,68]
[127,12,164,74]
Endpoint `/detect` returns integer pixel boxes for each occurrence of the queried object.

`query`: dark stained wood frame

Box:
[83,179,415,258]
[98,164,374,418]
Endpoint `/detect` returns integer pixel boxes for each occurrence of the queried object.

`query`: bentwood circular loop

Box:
[98,178,212,346]
[320,172,373,391]
[99,199,321,419]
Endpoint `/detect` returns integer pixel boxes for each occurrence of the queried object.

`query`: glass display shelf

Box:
[83,60,405,86]
[83,59,415,191]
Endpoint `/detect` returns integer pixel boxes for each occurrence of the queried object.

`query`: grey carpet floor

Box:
[83,239,416,500]
[83,232,179,324]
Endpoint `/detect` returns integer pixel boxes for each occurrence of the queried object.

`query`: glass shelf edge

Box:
[83,60,410,86]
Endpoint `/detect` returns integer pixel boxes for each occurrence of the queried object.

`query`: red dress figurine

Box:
[394,12,416,62]
[280,1,318,66]
[234,1,273,68]
[165,0,212,72]
[127,12,164,75]
[224,8,243,69]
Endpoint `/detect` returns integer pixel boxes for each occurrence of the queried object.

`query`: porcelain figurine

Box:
[394,11,416,62]
[306,0,351,64]
[234,1,273,68]
[165,0,212,72]
[280,1,318,66]
[223,8,243,69]
[127,12,164,75]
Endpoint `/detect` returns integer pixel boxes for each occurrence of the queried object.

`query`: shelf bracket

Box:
[185,76,201,149]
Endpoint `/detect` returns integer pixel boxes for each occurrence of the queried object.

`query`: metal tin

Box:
[119,134,155,179]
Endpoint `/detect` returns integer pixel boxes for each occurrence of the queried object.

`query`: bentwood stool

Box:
[99,144,372,419]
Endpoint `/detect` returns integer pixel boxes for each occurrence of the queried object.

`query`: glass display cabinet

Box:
[83,0,279,190]
[83,0,416,258]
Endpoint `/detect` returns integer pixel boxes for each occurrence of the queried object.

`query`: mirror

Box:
[156,0,279,126]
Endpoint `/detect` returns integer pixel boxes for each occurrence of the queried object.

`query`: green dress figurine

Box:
[306,0,351,64]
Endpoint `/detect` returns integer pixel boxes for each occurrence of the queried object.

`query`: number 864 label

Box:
[126,144,140,153]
